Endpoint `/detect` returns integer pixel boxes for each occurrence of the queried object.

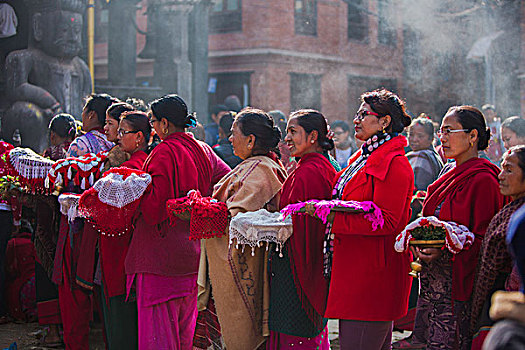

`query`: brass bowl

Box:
[409,239,445,249]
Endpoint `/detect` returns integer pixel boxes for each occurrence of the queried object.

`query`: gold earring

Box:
[163,127,169,135]
[382,127,387,134]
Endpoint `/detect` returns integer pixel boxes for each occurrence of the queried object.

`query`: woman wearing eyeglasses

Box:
[97,111,151,350]
[124,95,229,350]
[403,106,506,350]
[316,89,414,349]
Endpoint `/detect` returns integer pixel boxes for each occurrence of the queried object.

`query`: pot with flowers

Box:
[395,216,475,278]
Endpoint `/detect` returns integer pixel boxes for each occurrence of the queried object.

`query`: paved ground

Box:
[0,319,410,349]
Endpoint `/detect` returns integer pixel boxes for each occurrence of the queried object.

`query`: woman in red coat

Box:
[322,89,414,349]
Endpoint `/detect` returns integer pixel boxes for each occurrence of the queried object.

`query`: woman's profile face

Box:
[501,127,525,150]
[333,127,349,149]
[408,123,433,151]
[118,120,141,154]
[229,121,253,160]
[104,114,119,143]
[439,112,472,160]
[285,117,318,158]
[498,152,525,200]
[353,102,382,141]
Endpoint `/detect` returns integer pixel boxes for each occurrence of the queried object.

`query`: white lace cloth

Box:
[8,147,55,180]
[93,171,151,208]
[394,216,475,254]
[229,209,293,257]
[58,193,81,222]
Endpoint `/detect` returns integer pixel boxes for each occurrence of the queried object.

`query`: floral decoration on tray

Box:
[166,190,229,240]
[395,216,475,254]
[280,199,384,230]
[0,175,22,199]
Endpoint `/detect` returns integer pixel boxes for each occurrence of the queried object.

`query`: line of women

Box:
[44,87,523,350]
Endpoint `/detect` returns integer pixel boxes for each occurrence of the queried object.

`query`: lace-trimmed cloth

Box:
[229,209,293,257]
[166,190,229,240]
[58,193,81,222]
[78,167,152,237]
[45,151,109,191]
[394,216,475,254]
[4,147,55,194]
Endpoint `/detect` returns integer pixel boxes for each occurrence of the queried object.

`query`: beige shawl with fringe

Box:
[203,155,287,350]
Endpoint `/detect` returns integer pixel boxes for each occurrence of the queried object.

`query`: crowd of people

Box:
[0,88,524,350]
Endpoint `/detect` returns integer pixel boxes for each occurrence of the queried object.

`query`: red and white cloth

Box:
[4,147,55,194]
[394,216,475,254]
[58,193,81,222]
[78,167,152,236]
[46,151,109,190]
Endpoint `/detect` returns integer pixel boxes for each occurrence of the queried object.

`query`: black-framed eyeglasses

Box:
[118,129,140,137]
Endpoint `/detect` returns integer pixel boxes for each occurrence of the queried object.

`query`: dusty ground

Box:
[0,319,410,349]
[0,321,105,350]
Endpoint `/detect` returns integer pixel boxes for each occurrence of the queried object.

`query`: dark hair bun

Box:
[184,113,198,128]
[272,127,282,147]
[235,108,280,154]
[320,138,335,151]
[478,127,491,151]
[401,114,411,128]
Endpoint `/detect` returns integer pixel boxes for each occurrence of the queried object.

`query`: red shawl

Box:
[125,132,213,277]
[279,152,336,318]
[422,157,506,301]
[122,150,148,170]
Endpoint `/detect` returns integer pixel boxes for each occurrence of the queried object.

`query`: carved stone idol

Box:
[2,0,91,152]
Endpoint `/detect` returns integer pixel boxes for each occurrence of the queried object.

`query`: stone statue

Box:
[2,0,91,152]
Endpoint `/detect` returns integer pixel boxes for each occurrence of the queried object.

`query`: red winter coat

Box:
[325,135,413,321]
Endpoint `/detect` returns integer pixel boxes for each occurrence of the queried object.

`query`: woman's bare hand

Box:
[413,247,442,263]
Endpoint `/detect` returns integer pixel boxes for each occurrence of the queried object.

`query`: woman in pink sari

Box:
[125,95,213,349]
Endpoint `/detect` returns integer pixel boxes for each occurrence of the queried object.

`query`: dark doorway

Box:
[208,72,251,120]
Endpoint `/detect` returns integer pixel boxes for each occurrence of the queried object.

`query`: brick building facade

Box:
[92,0,404,125]
[90,0,525,124]
[207,0,403,124]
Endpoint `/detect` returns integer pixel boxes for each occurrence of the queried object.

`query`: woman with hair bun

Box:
[400,106,506,350]
[267,109,337,349]
[124,94,215,349]
[315,89,414,349]
[44,113,77,160]
[205,108,287,350]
